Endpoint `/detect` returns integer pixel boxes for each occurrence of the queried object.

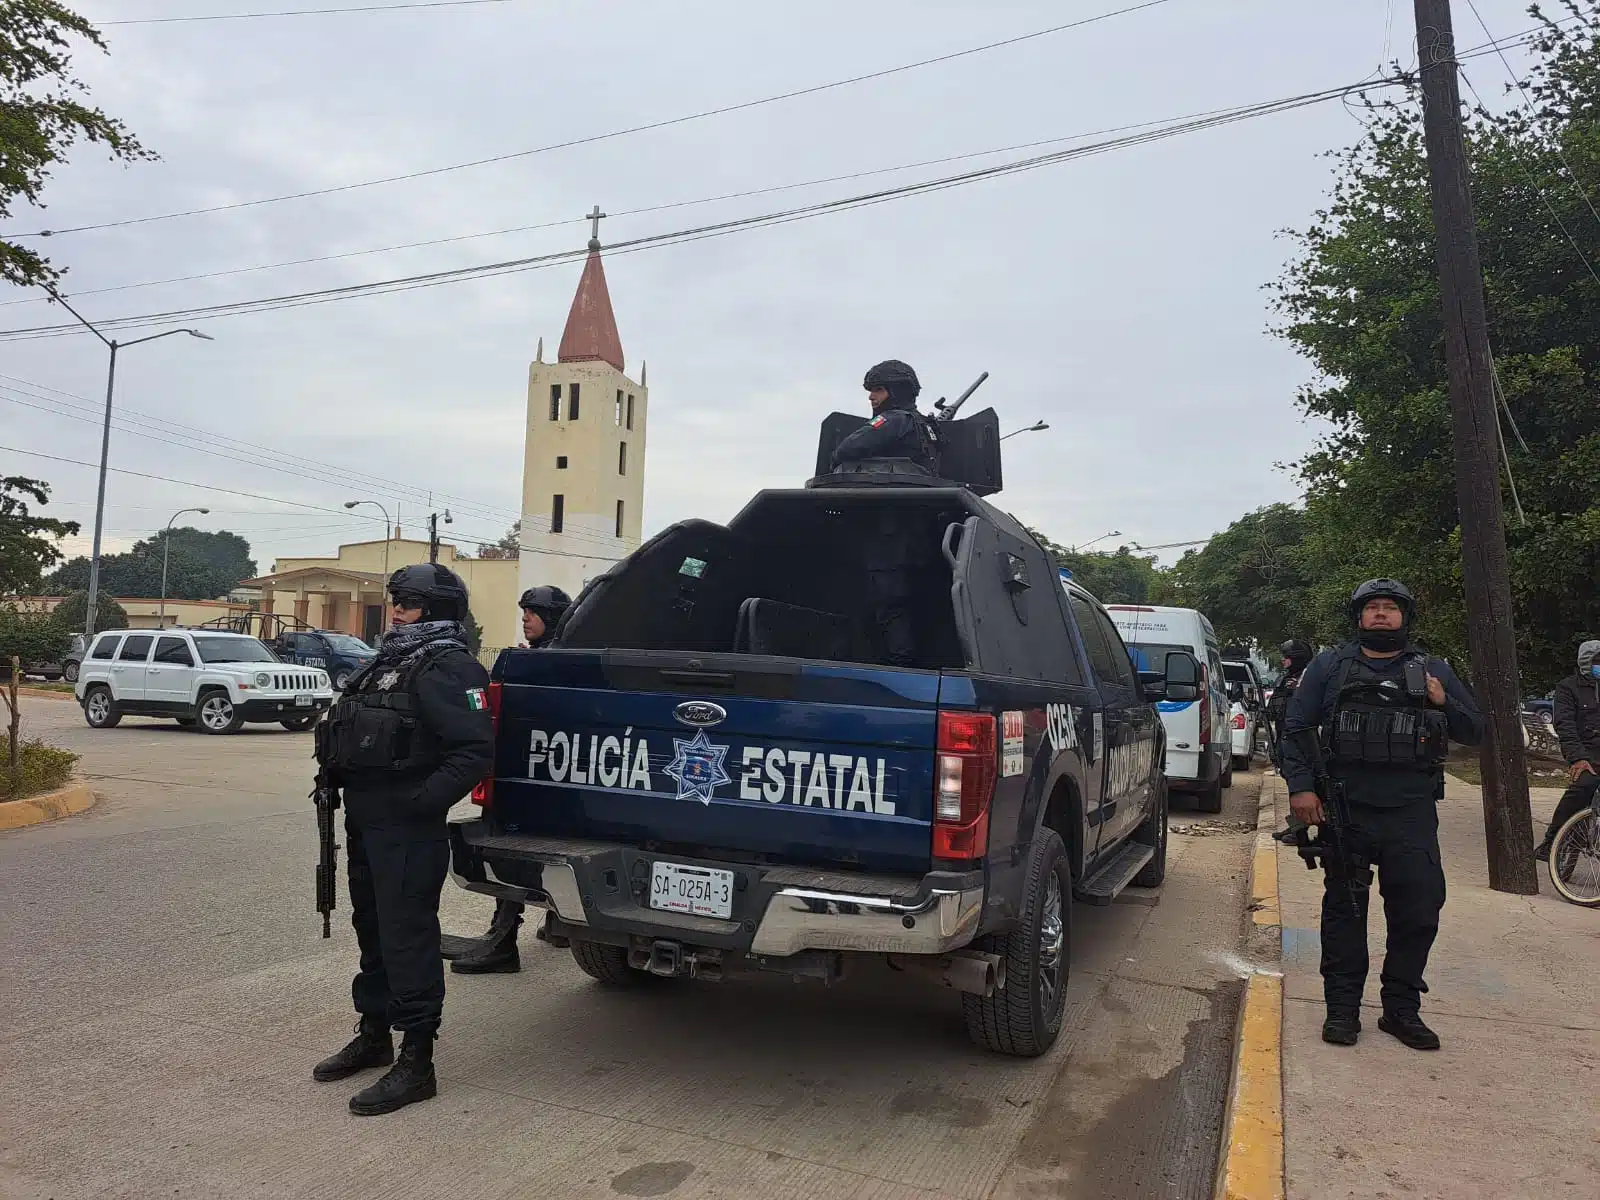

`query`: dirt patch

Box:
[1171,819,1256,837]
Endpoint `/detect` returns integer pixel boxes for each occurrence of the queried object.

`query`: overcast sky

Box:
[0,0,1545,579]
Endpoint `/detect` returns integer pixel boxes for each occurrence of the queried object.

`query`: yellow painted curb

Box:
[0,780,97,831]
[1215,973,1285,1200]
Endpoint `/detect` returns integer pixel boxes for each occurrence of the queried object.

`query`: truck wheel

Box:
[197,689,245,734]
[1197,777,1224,813]
[1220,753,1234,790]
[570,939,651,986]
[1133,776,1168,888]
[63,660,80,683]
[83,686,121,729]
[333,670,353,692]
[962,829,1070,1057]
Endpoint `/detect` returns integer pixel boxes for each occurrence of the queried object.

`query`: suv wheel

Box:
[1133,775,1169,888]
[962,828,1070,1057]
[197,689,245,734]
[83,685,121,729]
[1219,752,1234,790]
[333,670,353,692]
[63,660,80,684]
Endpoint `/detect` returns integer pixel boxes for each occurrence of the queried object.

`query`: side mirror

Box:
[1164,650,1201,702]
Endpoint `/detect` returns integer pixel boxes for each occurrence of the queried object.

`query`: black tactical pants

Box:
[347,817,450,1035]
[1542,769,1599,844]
[1320,800,1446,1018]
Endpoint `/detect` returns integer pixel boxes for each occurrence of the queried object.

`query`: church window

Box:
[626,394,634,430]
[615,500,624,538]
[556,456,568,470]
[549,384,561,421]
[615,390,623,425]
[551,494,565,534]
[568,383,581,420]
[618,443,627,475]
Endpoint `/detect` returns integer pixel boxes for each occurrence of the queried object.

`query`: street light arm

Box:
[42,287,112,348]
[119,327,212,348]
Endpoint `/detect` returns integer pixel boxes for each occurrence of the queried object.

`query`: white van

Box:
[1107,605,1231,812]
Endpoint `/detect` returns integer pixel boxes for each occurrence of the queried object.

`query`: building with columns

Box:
[519,215,648,600]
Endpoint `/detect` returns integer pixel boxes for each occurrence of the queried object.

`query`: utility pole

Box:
[427,509,452,564]
[1413,0,1538,893]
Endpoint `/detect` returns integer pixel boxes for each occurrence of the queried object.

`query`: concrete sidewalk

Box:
[1275,775,1600,1200]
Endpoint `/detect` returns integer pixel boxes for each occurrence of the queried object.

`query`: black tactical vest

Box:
[315,648,446,776]
[1324,645,1449,769]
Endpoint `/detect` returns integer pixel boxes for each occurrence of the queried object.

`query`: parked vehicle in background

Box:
[75,629,333,734]
[1222,659,1265,770]
[1108,605,1232,812]
[23,633,86,683]
[271,629,376,690]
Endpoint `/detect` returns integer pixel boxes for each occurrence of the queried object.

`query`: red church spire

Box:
[557,205,625,373]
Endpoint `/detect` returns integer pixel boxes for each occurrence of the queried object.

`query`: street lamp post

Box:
[999,421,1050,441]
[1071,529,1123,553]
[345,500,393,577]
[159,507,210,627]
[45,291,213,639]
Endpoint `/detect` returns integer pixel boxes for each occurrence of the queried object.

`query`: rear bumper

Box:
[447,820,984,958]
[1166,744,1223,788]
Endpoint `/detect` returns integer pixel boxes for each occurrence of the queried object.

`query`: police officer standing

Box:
[446,585,572,973]
[312,564,493,1114]
[1281,579,1482,1051]
[1265,639,1314,769]
[830,360,939,666]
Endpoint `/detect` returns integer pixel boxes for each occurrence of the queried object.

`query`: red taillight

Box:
[1232,712,1247,730]
[470,680,503,807]
[933,711,997,862]
[1197,665,1210,740]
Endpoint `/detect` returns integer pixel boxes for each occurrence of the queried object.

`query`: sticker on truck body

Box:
[1002,710,1025,777]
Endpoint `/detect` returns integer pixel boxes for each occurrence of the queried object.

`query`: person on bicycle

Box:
[1537,639,1600,861]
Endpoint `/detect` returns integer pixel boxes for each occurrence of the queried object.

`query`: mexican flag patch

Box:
[466,687,488,711]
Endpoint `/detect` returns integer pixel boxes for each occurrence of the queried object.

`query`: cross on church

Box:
[586,204,606,248]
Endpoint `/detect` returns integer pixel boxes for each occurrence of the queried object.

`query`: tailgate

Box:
[487,649,938,874]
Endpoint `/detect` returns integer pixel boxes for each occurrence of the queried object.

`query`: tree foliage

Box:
[0,476,78,594]
[0,1,155,288]
[1025,527,1164,605]
[1272,2,1600,687]
[46,528,256,601]
[0,604,69,663]
[477,520,521,560]
[51,589,126,634]
[1162,505,1314,653]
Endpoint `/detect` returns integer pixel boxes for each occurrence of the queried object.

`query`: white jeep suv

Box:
[76,629,335,734]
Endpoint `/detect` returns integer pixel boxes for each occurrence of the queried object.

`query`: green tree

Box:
[1,2,155,288]
[477,520,521,560]
[51,589,126,634]
[46,528,256,600]
[1162,504,1313,652]
[0,476,78,594]
[1273,2,1600,687]
[1025,527,1164,604]
[0,604,68,663]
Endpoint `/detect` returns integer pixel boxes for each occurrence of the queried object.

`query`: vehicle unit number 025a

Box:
[649,862,735,920]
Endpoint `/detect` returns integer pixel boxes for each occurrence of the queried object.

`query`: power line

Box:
[0,77,1417,341]
[11,0,1175,238]
[103,1,520,26]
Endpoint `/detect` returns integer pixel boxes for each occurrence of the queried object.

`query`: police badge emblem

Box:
[376,670,401,691]
[663,729,731,805]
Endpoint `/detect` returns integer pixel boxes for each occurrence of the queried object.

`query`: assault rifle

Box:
[313,765,341,938]
[1285,728,1372,917]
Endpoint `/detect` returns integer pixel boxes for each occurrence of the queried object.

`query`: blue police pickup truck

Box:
[450,414,1199,1056]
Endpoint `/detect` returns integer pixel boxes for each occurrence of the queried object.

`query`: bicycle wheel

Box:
[1548,808,1600,907]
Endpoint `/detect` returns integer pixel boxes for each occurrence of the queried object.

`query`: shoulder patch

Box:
[466,686,488,711]
[870,415,887,428]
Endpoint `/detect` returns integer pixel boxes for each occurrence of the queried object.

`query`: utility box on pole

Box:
[1412,0,1538,893]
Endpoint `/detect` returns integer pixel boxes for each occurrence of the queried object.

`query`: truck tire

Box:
[1220,753,1234,790]
[63,660,80,684]
[83,685,121,729]
[1133,775,1169,888]
[196,689,245,734]
[1197,777,1224,814]
[570,939,650,986]
[962,829,1070,1057]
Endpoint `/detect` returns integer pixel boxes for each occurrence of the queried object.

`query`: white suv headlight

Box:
[254,672,272,687]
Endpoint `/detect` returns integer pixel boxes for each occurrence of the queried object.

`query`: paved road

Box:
[2,696,1262,1200]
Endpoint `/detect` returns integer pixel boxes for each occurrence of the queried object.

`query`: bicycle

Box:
[1548,788,1600,907]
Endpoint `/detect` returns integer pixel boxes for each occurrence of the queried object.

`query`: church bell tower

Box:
[519,207,648,599]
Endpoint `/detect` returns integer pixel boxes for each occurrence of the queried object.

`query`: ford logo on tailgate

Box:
[673,700,727,728]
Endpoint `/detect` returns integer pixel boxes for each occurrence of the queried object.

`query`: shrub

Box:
[0,739,79,801]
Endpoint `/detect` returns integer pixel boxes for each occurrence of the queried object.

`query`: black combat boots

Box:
[449,905,521,974]
[1321,1011,1361,1046]
[313,1017,393,1082]
[348,1032,438,1116]
[1378,1010,1441,1050]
